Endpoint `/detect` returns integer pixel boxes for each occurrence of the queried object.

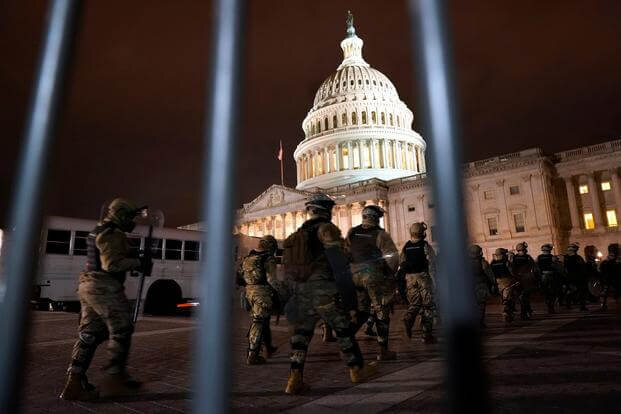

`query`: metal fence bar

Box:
[0,1,82,412]
[408,1,489,413]
[193,0,246,412]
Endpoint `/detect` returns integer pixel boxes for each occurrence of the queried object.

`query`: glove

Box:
[140,256,153,275]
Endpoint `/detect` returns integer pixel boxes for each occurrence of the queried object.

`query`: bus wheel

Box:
[144,280,182,315]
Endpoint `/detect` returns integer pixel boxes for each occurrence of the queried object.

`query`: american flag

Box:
[277,140,283,161]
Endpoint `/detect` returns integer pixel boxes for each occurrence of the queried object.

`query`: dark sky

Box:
[1,1,621,227]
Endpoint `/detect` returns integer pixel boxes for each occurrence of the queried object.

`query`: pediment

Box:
[242,185,311,213]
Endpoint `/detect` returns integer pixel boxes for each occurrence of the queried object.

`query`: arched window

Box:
[317,121,321,133]
[381,112,386,125]
[390,114,394,126]
[324,117,329,131]
[362,111,367,124]
[333,115,337,128]
[311,124,315,135]
[342,113,347,126]
[352,112,357,125]
[371,111,377,124]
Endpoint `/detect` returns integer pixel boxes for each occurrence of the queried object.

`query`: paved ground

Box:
[19,296,621,413]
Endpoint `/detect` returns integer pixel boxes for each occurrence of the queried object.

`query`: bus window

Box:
[73,231,89,256]
[165,239,182,260]
[45,229,71,255]
[183,240,200,261]
[127,237,141,259]
[152,238,163,260]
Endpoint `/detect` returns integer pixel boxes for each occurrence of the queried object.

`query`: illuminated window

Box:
[342,113,347,126]
[579,185,589,194]
[487,217,498,236]
[381,112,386,125]
[584,213,595,230]
[514,213,525,233]
[362,111,367,124]
[607,210,618,227]
[352,112,357,125]
[352,142,360,168]
[342,146,349,169]
[390,114,394,126]
[363,141,371,168]
[601,181,611,191]
[371,111,377,124]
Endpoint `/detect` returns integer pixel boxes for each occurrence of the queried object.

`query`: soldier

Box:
[346,205,399,360]
[561,243,587,311]
[490,248,519,323]
[599,243,620,310]
[469,245,498,328]
[283,194,376,394]
[236,235,279,365]
[508,242,538,320]
[60,198,150,401]
[584,245,600,305]
[399,222,437,344]
[536,244,562,314]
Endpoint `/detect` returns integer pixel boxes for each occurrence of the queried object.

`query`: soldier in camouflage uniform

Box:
[536,244,562,314]
[284,194,377,394]
[561,243,587,311]
[490,248,519,323]
[236,235,279,365]
[60,198,149,401]
[508,242,538,320]
[399,222,437,344]
[599,243,620,310]
[469,245,498,328]
[346,205,399,360]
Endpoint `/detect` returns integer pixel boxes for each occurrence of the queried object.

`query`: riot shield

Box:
[588,277,604,297]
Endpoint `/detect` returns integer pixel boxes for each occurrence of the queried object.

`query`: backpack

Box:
[241,251,269,285]
[282,227,315,282]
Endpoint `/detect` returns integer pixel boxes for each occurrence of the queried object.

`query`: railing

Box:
[554,138,621,161]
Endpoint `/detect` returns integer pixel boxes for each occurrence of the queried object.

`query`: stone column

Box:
[496,179,512,236]
[335,144,341,171]
[610,169,621,214]
[370,139,377,168]
[323,147,329,174]
[587,172,604,229]
[395,142,402,169]
[280,213,287,238]
[563,176,581,232]
[382,139,389,168]
[522,174,539,231]
[379,199,390,232]
[333,205,341,228]
[347,141,353,170]
[346,204,353,231]
[357,140,364,169]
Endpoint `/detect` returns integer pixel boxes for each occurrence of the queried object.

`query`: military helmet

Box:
[107,198,145,231]
[584,245,597,258]
[541,243,553,252]
[258,235,277,253]
[362,205,384,219]
[469,244,483,258]
[410,222,427,238]
[515,242,528,252]
[305,193,335,212]
[608,243,620,255]
[567,242,580,252]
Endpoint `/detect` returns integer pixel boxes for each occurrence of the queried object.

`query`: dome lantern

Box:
[338,11,369,70]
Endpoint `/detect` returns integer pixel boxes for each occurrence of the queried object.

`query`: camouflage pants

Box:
[497,277,518,316]
[245,285,273,352]
[68,273,133,375]
[352,267,392,346]
[404,272,435,335]
[289,280,363,370]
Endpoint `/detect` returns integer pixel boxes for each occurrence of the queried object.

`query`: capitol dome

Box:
[294,14,427,190]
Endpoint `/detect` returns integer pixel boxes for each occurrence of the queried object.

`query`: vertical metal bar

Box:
[0,1,82,412]
[407,1,489,413]
[193,0,246,413]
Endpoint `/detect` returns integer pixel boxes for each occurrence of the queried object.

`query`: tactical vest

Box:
[491,259,510,278]
[600,257,621,278]
[471,257,487,284]
[85,222,125,281]
[241,251,269,285]
[402,240,429,273]
[537,254,555,272]
[512,254,533,275]
[349,225,381,264]
[564,254,581,276]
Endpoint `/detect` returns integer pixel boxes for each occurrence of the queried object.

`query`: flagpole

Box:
[279,140,284,186]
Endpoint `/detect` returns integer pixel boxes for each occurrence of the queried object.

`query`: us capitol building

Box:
[189,18,621,258]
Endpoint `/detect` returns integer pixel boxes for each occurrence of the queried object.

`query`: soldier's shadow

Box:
[94,391,190,403]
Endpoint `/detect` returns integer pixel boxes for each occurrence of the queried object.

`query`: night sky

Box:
[1,1,621,228]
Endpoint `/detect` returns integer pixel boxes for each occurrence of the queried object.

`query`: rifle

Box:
[132,224,154,324]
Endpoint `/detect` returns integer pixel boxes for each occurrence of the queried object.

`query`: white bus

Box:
[29,216,203,313]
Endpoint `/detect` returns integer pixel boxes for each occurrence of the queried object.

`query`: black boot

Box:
[59,373,98,401]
